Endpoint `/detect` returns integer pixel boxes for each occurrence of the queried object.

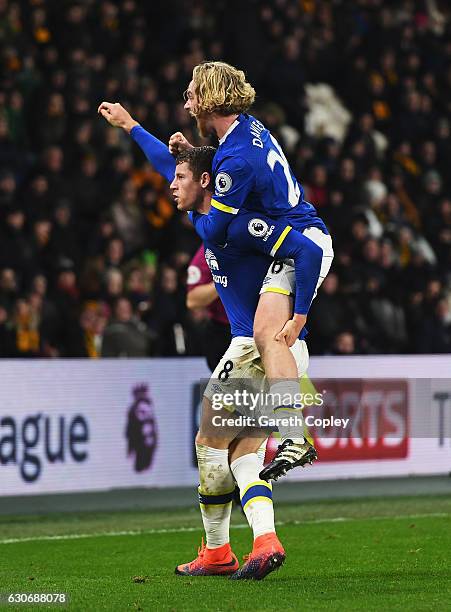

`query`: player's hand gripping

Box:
[169,131,194,155]
[97,101,139,133]
[275,314,307,347]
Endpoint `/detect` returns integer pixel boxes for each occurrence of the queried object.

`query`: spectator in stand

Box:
[333,331,357,356]
[305,165,329,209]
[102,268,124,308]
[102,296,151,357]
[0,302,15,357]
[10,297,41,358]
[110,179,147,256]
[308,272,350,355]
[416,298,451,354]
[149,264,187,356]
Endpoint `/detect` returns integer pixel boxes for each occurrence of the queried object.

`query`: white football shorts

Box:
[204,336,309,409]
[260,226,334,300]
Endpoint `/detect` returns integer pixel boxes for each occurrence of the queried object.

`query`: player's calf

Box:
[175,442,238,576]
[229,451,286,579]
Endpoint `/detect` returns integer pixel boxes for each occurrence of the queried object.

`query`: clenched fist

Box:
[169,131,193,156]
[97,101,139,133]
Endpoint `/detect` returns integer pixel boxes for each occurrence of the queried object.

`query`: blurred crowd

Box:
[0,0,450,357]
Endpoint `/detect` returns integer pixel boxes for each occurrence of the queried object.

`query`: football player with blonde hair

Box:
[188,61,256,126]
[171,61,334,482]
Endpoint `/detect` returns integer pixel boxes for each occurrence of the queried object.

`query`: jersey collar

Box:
[218,116,241,145]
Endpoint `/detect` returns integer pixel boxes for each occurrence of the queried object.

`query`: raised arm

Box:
[130,126,176,182]
[98,101,176,182]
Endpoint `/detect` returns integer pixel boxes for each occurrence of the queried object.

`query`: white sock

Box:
[230,452,275,539]
[269,381,304,444]
[256,439,268,466]
[196,444,234,549]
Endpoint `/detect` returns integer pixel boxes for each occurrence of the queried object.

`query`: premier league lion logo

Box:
[248,218,269,238]
[125,384,158,472]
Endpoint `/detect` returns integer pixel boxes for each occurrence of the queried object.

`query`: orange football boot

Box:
[175,539,239,576]
[230,532,285,580]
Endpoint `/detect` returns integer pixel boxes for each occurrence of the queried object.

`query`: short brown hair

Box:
[191,61,256,116]
[176,146,216,186]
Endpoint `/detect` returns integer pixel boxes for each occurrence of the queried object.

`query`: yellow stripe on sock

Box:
[273,406,304,413]
[240,480,272,498]
[243,496,273,511]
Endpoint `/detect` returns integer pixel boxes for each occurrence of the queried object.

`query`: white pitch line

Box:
[0,512,449,545]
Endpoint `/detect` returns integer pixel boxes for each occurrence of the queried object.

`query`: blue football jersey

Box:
[203,211,323,338]
[202,238,270,338]
[130,125,324,336]
[191,113,328,244]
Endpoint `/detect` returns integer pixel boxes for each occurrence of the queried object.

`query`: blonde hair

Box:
[192,61,256,116]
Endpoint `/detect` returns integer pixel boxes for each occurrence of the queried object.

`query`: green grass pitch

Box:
[0,495,450,611]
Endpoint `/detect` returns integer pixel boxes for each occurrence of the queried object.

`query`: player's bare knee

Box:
[196,431,229,449]
[195,431,211,446]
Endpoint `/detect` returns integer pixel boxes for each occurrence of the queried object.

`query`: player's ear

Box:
[200,171,211,190]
